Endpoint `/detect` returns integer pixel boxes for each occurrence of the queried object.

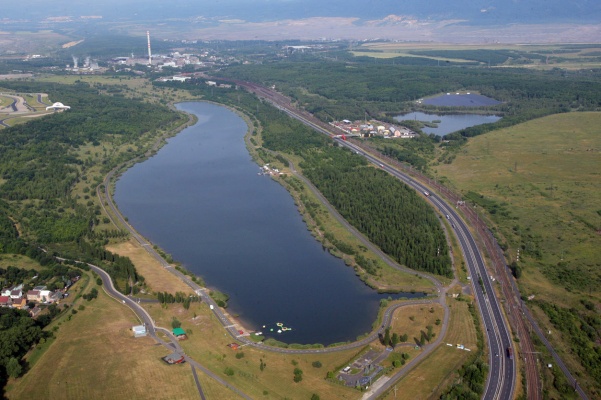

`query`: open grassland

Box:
[6,289,199,400]
[437,112,601,302]
[0,95,12,107]
[0,253,44,271]
[436,111,601,395]
[354,43,601,69]
[145,302,362,400]
[38,75,199,105]
[381,297,478,399]
[195,369,244,399]
[0,30,69,54]
[389,303,444,344]
[106,239,194,295]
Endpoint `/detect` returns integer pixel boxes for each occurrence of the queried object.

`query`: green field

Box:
[145,301,362,400]
[436,111,601,394]
[6,288,199,400]
[353,43,601,69]
[381,297,479,400]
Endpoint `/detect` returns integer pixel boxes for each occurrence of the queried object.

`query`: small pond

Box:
[395,111,501,137]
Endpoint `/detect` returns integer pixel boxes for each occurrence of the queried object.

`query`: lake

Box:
[395,111,501,136]
[114,101,424,345]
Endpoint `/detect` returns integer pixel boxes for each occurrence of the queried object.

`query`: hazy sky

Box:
[3,0,600,43]
[4,0,601,24]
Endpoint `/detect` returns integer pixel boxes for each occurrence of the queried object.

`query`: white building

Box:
[46,102,70,111]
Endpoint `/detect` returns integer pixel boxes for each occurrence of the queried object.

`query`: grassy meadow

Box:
[6,288,199,400]
[436,111,601,394]
[381,297,478,400]
[352,43,601,69]
[145,301,362,400]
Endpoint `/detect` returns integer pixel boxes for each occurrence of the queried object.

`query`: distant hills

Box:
[4,0,601,25]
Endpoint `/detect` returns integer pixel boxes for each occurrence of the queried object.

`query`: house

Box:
[2,284,23,297]
[10,289,22,299]
[162,352,185,364]
[39,290,52,303]
[0,296,11,307]
[12,297,26,309]
[29,306,41,318]
[132,325,147,338]
[27,290,41,302]
[49,291,63,303]
[173,327,187,340]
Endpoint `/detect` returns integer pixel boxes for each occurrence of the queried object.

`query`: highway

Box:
[236,82,516,399]
[334,139,515,400]
[97,85,514,397]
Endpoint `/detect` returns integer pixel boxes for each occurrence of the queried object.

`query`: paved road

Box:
[58,256,251,400]
[234,83,516,399]
[97,106,449,356]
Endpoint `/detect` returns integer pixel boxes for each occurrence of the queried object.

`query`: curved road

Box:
[96,91,516,398]
[58,256,253,400]
[97,106,450,355]
[237,84,516,399]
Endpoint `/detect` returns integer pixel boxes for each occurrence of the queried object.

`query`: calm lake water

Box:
[115,102,423,345]
[395,111,501,136]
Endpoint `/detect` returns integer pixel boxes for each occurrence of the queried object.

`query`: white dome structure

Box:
[46,102,71,111]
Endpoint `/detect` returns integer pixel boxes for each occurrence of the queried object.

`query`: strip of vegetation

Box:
[439,298,488,399]
[157,80,452,278]
[535,300,601,389]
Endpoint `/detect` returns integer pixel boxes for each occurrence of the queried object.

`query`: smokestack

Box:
[147,30,152,65]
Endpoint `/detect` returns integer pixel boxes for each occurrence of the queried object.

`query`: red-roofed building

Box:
[0,296,11,307]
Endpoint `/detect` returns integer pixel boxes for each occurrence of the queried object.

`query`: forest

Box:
[219,61,601,139]
[0,81,183,290]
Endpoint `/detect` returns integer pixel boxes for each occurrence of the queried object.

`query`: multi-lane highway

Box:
[235,81,516,399]
[99,80,515,398]
[335,139,515,400]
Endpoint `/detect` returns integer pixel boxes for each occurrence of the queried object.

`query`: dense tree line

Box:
[158,80,452,277]
[303,162,452,277]
[0,81,184,293]
[0,308,44,388]
[219,61,601,137]
[537,301,601,391]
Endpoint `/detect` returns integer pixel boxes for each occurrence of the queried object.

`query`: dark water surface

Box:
[395,111,501,136]
[115,102,423,345]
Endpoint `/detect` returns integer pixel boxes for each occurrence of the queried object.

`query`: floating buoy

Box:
[276,322,283,327]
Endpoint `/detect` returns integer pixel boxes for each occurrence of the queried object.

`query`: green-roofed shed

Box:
[173,327,186,337]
